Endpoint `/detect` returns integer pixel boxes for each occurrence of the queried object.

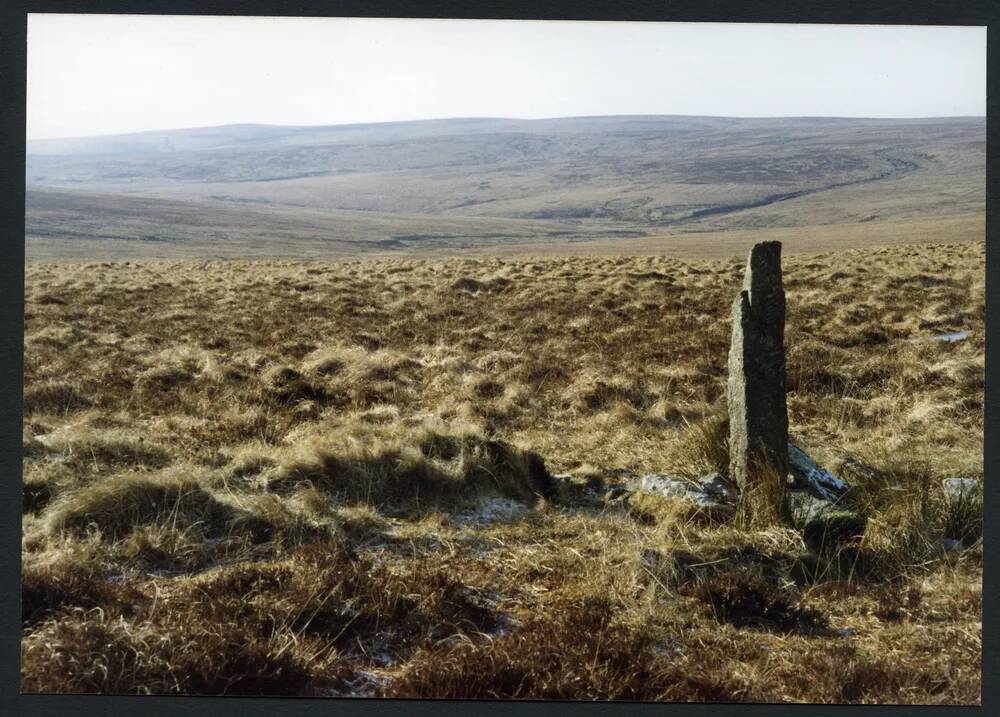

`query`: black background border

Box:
[1,2,996,715]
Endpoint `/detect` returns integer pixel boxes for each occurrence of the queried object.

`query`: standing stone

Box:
[727,242,789,496]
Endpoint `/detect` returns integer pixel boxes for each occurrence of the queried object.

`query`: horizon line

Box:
[26,112,987,143]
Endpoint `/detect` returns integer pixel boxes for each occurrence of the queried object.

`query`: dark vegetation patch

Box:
[21,609,340,696]
[45,475,236,539]
[383,596,691,700]
[24,380,92,414]
[262,365,328,404]
[21,540,504,695]
[23,478,54,513]
[575,380,651,412]
[22,560,146,627]
[689,571,829,634]
[943,488,983,545]
[872,583,925,623]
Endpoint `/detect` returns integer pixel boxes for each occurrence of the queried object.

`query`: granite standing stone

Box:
[727,241,789,492]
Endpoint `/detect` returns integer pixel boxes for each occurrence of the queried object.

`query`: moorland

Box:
[21,115,984,701]
[26,115,984,260]
[22,243,983,701]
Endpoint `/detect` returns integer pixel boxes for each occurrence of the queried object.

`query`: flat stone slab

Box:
[625,472,738,520]
[631,474,701,499]
[594,445,868,550]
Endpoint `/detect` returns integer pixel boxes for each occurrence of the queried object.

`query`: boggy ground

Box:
[22,241,983,702]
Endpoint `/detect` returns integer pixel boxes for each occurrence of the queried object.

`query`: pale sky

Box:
[27,14,986,140]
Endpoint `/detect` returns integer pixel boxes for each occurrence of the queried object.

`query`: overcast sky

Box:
[27,14,986,140]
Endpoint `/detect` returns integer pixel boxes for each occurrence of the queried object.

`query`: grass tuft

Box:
[45,472,236,540]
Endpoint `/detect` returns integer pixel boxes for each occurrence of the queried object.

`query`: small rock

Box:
[837,456,882,484]
[942,538,965,553]
[788,444,848,501]
[604,485,630,504]
[786,445,865,552]
[942,477,982,505]
[627,473,735,521]
[697,472,739,502]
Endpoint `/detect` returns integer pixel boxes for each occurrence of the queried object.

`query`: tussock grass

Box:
[21,540,506,695]
[44,471,235,540]
[21,606,342,695]
[668,409,730,478]
[22,243,983,701]
[23,379,92,414]
[266,423,553,511]
[385,596,673,700]
[22,554,144,627]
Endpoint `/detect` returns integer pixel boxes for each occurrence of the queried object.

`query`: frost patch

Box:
[454,497,529,525]
[325,670,391,698]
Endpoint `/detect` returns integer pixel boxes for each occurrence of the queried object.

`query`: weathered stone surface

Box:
[630,473,699,499]
[942,477,982,506]
[551,472,606,507]
[697,472,740,503]
[787,490,865,552]
[785,445,864,551]
[454,497,529,525]
[626,473,737,520]
[728,241,789,493]
[788,444,849,502]
[836,456,883,485]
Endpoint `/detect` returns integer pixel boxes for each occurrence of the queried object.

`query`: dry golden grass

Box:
[22,240,983,702]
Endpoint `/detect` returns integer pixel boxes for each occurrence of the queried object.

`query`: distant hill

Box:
[25,115,985,260]
[26,118,535,156]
